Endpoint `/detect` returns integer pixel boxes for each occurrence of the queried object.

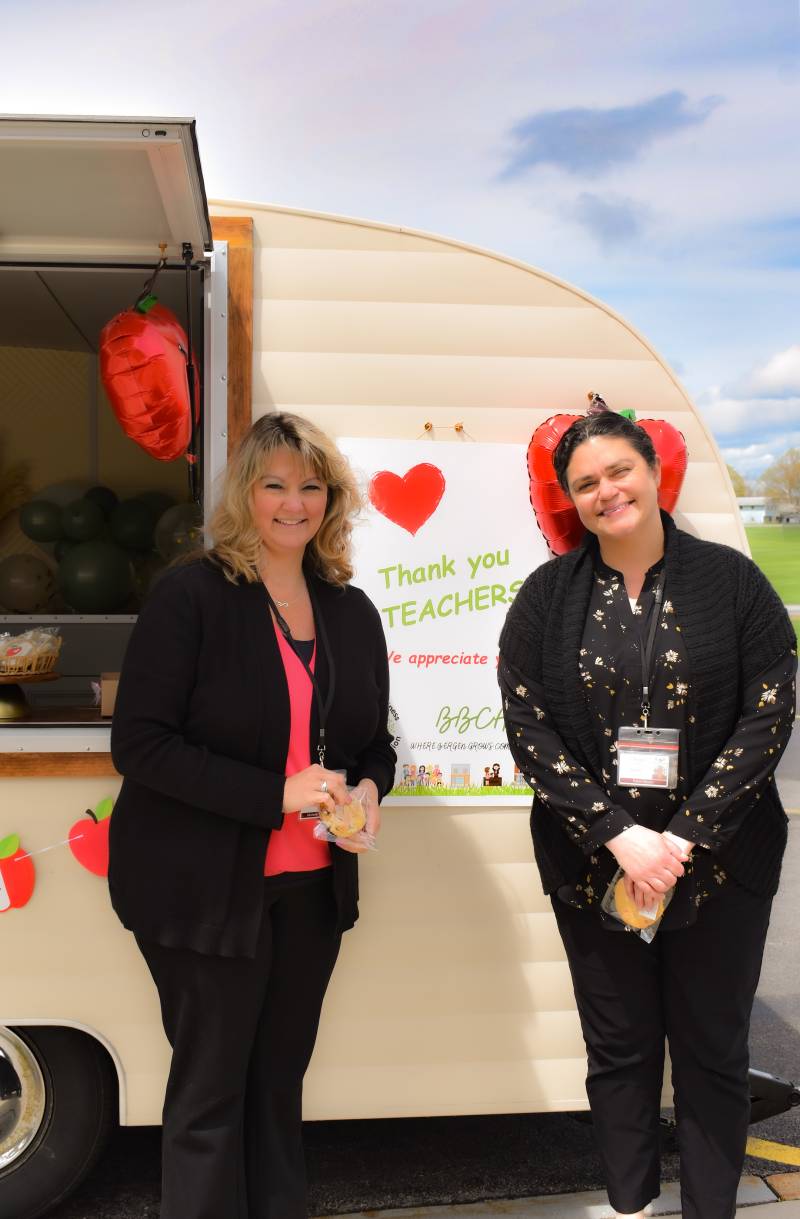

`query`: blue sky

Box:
[2,0,798,480]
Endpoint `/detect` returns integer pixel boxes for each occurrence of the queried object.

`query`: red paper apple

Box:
[368,464,446,535]
[68,797,114,877]
[0,834,36,912]
[527,408,688,555]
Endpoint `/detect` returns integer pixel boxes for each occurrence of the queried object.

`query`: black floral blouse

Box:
[500,557,797,930]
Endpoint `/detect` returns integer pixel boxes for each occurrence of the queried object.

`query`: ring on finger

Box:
[320,780,328,794]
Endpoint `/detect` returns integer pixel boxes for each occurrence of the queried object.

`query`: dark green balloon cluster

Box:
[12,485,196,614]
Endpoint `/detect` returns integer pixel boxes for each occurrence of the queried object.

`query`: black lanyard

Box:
[264,584,336,766]
[638,580,665,726]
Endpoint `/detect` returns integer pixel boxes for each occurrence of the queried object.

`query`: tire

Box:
[0,1025,117,1219]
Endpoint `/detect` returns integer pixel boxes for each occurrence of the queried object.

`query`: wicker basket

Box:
[0,639,61,676]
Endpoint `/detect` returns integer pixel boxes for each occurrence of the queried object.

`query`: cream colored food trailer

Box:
[0,115,745,1219]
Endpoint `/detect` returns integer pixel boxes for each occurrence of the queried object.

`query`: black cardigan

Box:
[109,559,396,956]
[499,514,796,898]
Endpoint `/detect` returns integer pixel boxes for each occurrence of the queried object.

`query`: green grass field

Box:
[745,525,800,603]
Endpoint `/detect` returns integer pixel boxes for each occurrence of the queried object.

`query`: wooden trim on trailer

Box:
[0,754,119,777]
[210,216,254,456]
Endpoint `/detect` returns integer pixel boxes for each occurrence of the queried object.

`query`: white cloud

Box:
[720,435,800,481]
[0,0,798,478]
[697,359,800,477]
[721,442,779,475]
[696,387,800,437]
[748,345,800,396]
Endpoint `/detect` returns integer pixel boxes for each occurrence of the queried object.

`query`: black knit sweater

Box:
[110,560,396,956]
[499,513,796,898]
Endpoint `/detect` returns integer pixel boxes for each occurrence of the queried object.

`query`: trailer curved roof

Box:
[210,199,744,552]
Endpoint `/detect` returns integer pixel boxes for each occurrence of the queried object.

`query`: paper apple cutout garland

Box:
[368,464,446,535]
[0,834,35,913]
[68,797,114,877]
[527,396,688,555]
[0,796,114,911]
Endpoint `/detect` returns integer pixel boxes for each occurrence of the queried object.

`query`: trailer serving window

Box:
[0,116,225,722]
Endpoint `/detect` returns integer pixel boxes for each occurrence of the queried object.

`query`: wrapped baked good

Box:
[601,867,673,942]
[314,789,376,850]
[0,627,62,675]
[319,795,367,838]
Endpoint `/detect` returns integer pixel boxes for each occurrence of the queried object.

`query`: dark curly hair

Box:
[553,410,657,496]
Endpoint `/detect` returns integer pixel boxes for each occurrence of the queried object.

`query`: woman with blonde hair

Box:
[109,412,396,1219]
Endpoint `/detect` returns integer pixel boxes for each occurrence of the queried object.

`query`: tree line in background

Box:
[727,448,800,511]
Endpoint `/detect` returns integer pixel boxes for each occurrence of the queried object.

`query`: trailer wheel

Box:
[0,1025,117,1219]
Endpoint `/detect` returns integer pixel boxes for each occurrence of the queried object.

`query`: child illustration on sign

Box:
[430,764,443,787]
[482,767,492,786]
[487,763,503,786]
[417,765,430,787]
[401,763,417,788]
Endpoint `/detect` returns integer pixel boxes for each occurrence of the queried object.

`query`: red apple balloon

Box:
[0,833,35,912]
[68,797,114,877]
[99,303,200,463]
[636,417,688,514]
[527,413,583,556]
[527,401,688,555]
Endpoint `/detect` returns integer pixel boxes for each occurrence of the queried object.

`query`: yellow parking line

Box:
[747,1137,800,1166]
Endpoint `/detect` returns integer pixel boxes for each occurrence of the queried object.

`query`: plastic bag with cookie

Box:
[600,866,674,943]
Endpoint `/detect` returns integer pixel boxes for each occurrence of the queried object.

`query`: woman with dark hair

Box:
[109,412,396,1219]
[499,405,796,1219]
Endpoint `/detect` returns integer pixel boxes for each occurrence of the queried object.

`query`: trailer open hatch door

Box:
[0,115,212,263]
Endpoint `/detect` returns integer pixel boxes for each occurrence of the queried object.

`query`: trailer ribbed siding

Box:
[209,200,742,1117]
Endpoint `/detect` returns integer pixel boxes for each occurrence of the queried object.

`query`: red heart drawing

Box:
[528,413,688,555]
[368,464,446,535]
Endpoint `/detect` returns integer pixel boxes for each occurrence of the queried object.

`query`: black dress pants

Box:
[137,869,341,1219]
[552,883,772,1219]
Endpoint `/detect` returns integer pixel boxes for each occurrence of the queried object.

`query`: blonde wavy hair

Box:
[207,412,362,586]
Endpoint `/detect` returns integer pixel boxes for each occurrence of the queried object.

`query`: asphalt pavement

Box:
[44,731,800,1219]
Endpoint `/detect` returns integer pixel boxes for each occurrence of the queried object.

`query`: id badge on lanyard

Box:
[615,726,680,789]
[614,580,680,791]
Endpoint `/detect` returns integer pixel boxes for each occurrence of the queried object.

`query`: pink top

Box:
[264,621,331,876]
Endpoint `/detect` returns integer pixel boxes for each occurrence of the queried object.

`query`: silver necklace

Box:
[262,577,306,609]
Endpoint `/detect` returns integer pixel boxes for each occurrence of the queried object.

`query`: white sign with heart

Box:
[340,437,551,804]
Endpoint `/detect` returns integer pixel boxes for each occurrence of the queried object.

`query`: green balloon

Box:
[155,503,204,561]
[135,491,176,522]
[54,537,77,562]
[85,485,119,518]
[19,499,64,543]
[130,550,168,600]
[35,479,90,508]
[61,498,105,542]
[110,499,156,551]
[0,554,55,612]
[58,542,133,612]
